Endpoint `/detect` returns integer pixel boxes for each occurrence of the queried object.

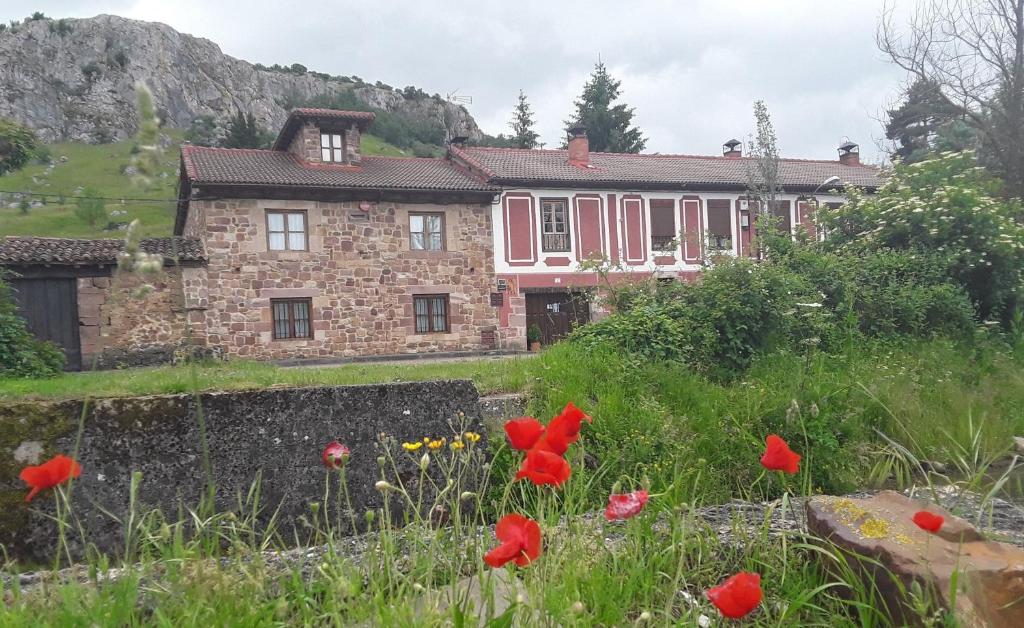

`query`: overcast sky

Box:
[3,1,911,163]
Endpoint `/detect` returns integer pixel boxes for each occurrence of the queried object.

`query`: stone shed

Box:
[0,236,205,370]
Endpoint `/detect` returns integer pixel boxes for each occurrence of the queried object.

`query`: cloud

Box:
[3,0,908,161]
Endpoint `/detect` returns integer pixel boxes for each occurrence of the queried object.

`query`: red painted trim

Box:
[543,257,572,266]
[681,197,703,262]
[797,200,817,239]
[653,255,677,266]
[620,195,647,265]
[606,194,619,263]
[572,194,605,262]
[502,192,537,264]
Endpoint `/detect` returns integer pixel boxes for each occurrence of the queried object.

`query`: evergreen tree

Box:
[509,90,540,149]
[885,78,974,163]
[564,62,646,153]
[222,112,272,148]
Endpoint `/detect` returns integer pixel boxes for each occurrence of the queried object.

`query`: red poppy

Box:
[706,571,763,619]
[760,435,801,474]
[19,454,82,503]
[535,402,592,455]
[604,490,650,521]
[515,448,572,487]
[321,441,350,469]
[504,417,545,451]
[484,513,542,568]
[912,510,944,533]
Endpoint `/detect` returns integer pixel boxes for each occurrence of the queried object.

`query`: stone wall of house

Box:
[77,268,195,368]
[188,197,500,360]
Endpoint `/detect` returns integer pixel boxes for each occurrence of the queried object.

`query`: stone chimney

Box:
[567,124,589,166]
[723,139,742,159]
[838,141,860,166]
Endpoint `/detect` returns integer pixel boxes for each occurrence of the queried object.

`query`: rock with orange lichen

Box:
[807,490,1024,628]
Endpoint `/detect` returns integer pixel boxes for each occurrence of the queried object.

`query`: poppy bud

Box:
[321,441,350,470]
[413,583,425,592]
[639,611,652,621]
[571,601,585,614]
[420,453,430,471]
[309,502,321,515]
[460,491,476,501]
[365,510,376,524]
[611,481,622,494]
[376,456,386,467]
[375,480,394,492]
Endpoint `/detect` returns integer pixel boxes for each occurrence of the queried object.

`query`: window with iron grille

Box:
[413,295,449,333]
[540,199,570,252]
[409,213,445,250]
[320,133,345,163]
[271,298,312,339]
[650,200,677,251]
[267,210,307,251]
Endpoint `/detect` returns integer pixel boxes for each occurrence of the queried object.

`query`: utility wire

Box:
[0,189,180,204]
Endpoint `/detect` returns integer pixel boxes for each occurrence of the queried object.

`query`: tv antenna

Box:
[446,89,473,105]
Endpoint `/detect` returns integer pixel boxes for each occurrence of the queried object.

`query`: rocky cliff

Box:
[0,14,483,144]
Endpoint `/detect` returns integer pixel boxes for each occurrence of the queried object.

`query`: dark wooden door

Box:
[9,278,82,370]
[525,291,590,345]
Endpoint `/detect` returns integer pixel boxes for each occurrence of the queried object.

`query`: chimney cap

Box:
[838,140,859,154]
[724,138,742,151]
[567,124,587,137]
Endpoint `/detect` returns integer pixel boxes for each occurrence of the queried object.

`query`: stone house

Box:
[1,108,882,369]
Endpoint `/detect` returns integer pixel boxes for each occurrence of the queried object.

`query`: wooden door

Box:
[525,291,590,345]
[9,278,82,370]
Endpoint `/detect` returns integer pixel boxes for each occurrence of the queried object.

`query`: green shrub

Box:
[823,152,1024,322]
[74,188,108,227]
[0,275,65,377]
[0,117,40,175]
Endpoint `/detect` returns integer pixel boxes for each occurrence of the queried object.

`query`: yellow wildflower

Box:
[423,436,430,443]
[450,440,465,450]
[463,431,481,443]
[428,438,446,450]
[402,442,423,452]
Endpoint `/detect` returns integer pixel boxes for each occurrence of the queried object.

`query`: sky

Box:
[2,1,912,163]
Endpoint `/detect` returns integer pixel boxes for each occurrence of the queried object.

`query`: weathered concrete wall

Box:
[0,380,486,562]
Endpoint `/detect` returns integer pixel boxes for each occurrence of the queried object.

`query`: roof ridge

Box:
[459,145,877,167]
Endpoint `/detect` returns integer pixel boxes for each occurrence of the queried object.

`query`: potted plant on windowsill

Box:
[527,324,543,353]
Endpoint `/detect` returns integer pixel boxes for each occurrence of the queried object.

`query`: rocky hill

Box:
[0,14,484,144]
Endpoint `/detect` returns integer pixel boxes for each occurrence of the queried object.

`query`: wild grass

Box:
[0,355,536,400]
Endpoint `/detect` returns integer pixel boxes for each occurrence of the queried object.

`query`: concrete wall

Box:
[0,380,487,561]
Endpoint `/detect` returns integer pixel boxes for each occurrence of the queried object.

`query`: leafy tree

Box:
[74,189,108,227]
[29,12,46,21]
[185,115,220,147]
[822,151,1024,322]
[222,111,273,148]
[0,118,39,175]
[564,61,646,153]
[885,78,974,163]
[0,273,65,378]
[879,0,1024,197]
[744,101,784,258]
[509,90,540,149]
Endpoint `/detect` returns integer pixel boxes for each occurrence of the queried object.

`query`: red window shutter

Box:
[682,198,702,262]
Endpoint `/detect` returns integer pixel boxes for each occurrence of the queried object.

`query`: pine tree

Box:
[509,90,540,149]
[564,62,646,153]
[885,78,974,163]
[222,112,272,149]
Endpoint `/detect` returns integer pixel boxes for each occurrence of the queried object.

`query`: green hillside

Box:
[0,132,408,239]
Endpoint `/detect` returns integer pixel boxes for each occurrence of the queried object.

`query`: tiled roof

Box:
[290,108,377,122]
[451,146,884,190]
[181,146,498,193]
[0,236,204,266]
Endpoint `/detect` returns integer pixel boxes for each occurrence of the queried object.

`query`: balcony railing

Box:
[542,232,570,252]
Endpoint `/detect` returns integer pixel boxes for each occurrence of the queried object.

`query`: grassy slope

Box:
[0,133,407,238]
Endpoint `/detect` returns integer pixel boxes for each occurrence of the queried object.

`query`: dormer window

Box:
[321,133,345,163]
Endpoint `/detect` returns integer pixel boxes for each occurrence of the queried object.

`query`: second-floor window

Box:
[541,199,570,252]
[267,210,307,251]
[321,133,344,163]
[410,213,445,250]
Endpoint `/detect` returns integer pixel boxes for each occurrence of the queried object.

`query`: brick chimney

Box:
[838,141,860,166]
[723,139,742,159]
[567,124,589,166]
